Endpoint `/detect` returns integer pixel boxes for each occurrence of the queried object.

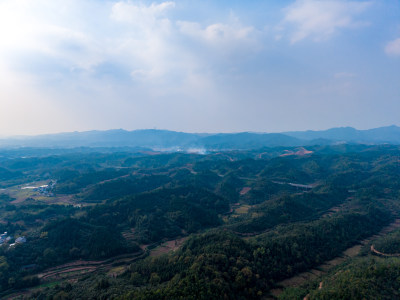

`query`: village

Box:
[0,231,26,249]
[20,180,57,197]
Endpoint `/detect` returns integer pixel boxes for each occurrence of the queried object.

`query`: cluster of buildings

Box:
[37,180,57,197]
[0,232,27,248]
[9,236,27,248]
[21,180,57,197]
[36,184,54,197]
[0,232,11,245]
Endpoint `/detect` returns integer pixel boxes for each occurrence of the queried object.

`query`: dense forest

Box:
[0,144,399,299]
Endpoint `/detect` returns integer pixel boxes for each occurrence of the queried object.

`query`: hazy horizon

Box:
[1,0,399,135]
[0,124,399,139]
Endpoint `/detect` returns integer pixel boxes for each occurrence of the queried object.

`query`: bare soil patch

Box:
[150,237,188,257]
[240,187,251,195]
[235,204,251,214]
[35,251,145,283]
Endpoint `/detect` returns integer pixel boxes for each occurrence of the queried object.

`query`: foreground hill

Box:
[0,144,399,299]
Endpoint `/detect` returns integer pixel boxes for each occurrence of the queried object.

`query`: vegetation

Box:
[373,228,400,255]
[280,257,400,300]
[0,144,398,298]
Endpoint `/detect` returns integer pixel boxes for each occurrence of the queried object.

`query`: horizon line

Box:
[0,124,399,139]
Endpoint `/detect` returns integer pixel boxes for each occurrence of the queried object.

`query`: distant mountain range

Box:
[283,125,400,144]
[0,125,399,150]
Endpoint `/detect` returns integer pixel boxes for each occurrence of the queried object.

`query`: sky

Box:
[0,0,399,136]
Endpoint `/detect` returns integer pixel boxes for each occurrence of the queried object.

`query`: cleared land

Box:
[149,237,188,257]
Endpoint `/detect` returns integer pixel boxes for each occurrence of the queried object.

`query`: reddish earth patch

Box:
[122,228,136,246]
[239,187,251,195]
[35,251,145,283]
[280,147,313,157]
[150,237,188,257]
[140,244,150,251]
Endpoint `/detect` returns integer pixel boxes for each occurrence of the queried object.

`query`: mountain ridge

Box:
[0,125,399,150]
[283,125,400,144]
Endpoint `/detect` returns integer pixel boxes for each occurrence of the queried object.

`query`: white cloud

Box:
[0,0,257,87]
[0,0,181,82]
[385,38,400,56]
[177,21,254,45]
[282,0,371,43]
[0,0,104,72]
[110,1,175,37]
[176,16,260,61]
[111,1,175,24]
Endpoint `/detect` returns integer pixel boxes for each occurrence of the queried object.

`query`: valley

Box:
[0,144,399,299]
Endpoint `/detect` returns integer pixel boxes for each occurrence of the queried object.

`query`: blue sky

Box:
[0,0,399,135]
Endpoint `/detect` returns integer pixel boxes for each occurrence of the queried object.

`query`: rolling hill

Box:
[0,125,399,150]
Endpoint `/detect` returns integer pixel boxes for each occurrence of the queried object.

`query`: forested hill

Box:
[1,125,400,149]
[0,144,400,299]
